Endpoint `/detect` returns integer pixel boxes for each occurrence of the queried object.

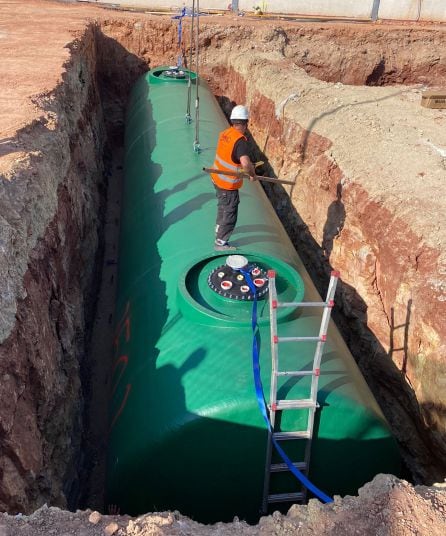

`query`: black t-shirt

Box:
[231,138,250,164]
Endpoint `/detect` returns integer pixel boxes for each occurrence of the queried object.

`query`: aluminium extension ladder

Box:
[261,269,339,512]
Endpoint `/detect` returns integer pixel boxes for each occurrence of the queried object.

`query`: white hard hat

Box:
[230,105,249,121]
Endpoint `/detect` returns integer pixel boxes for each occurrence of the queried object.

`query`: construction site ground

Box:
[1,1,446,534]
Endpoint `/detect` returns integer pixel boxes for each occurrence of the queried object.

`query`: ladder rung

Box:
[268,492,305,503]
[277,301,330,308]
[277,336,323,343]
[264,274,338,510]
[273,399,315,410]
[276,370,314,377]
[273,431,310,440]
[271,462,307,472]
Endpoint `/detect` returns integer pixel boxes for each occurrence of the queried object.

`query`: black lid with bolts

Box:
[208,255,269,301]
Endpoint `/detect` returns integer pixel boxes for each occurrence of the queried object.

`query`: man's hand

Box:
[240,155,256,182]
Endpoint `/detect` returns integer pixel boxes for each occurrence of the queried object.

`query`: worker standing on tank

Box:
[210,104,256,251]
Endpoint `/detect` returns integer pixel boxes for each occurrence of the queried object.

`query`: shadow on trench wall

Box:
[248,137,446,486]
[76,30,150,511]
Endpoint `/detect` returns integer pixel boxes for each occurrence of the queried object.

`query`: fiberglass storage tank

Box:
[106,66,401,523]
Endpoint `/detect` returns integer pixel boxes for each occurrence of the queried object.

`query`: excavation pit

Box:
[0,1,445,531]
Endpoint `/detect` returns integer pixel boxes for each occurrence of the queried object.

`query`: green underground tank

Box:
[106,66,401,523]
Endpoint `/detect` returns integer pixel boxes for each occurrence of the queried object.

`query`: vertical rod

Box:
[186,0,195,122]
[261,273,278,513]
[305,273,337,501]
[371,0,380,21]
[416,0,422,22]
[193,0,200,150]
[309,274,337,403]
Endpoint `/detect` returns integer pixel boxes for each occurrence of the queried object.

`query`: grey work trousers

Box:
[214,186,240,243]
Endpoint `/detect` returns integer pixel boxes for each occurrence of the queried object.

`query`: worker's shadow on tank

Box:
[151,348,206,425]
[164,171,210,196]
[164,192,215,227]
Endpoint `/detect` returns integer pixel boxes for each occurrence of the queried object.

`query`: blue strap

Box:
[172,7,187,67]
[239,269,333,504]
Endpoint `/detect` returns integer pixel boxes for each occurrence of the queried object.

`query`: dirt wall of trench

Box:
[0,12,156,509]
[0,27,106,511]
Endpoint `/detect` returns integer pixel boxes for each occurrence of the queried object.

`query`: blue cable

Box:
[239,268,333,504]
[172,7,186,67]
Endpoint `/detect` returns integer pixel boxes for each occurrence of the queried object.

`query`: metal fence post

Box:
[371,0,381,21]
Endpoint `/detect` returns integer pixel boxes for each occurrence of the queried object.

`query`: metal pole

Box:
[202,167,296,186]
[193,0,200,152]
[185,0,195,123]
[371,0,380,21]
[416,0,423,22]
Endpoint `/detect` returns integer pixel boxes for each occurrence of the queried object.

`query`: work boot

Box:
[214,239,237,251]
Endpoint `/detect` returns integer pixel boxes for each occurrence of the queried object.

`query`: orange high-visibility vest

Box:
[210,127,247,190]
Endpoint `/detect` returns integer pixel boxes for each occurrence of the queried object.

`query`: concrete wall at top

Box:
[91,1,375,18]
[379,0,446,21]
[419,0,446,21]
[91,0,446,21]
[238,1,375,18]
